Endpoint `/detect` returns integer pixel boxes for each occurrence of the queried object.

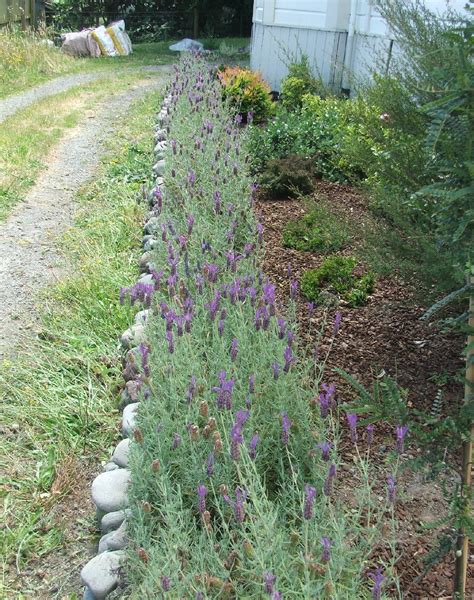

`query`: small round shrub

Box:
[300,256,375,307]
[280,55,327,110]
[259,155,314,198]
[217,66,275,123]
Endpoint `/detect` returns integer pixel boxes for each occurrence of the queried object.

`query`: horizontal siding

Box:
[274,9,326,29]
[275,0,327,11]
[251,22,346,91]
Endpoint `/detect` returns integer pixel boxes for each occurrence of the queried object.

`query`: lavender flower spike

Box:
[346,413,358,443]
[369,567,386,600]
[197,485,207,514]
[230,338,238,362]
[396,424,408,454]
[263,572,276,594]
[317,441,332,462]
[367,423,375,446]
[303,485,317,520]
[248,433,259,460]
[161,576,171,592]
[333,311,342,335]
[321,537,331,563]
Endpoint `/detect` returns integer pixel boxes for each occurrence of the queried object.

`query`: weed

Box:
[301,256,375,306]
[259,155,314,198]
[282,200,349,252]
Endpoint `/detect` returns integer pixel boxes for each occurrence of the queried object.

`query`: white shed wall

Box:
[251,0,468,92]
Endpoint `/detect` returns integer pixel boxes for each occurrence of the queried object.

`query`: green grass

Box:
[0,69,156,222]
[0,87,160,593]
[0,35,249,99]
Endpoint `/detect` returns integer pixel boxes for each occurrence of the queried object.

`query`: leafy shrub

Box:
[218,66,274,122]
[282,201,349,252]
[301,256,375,306]
[259,155,314,198]
[280,55,327,110]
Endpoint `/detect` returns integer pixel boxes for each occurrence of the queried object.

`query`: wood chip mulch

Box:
[256,181,473,599]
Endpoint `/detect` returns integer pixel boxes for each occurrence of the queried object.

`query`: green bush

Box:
[280,55,327,110]
[259,155,314,198]
[282,201,349,252]
[218,66,275,122]
[301,256,375,306]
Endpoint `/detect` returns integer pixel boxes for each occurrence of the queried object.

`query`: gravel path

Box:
[0,72,106,124]
[0,76,164,359]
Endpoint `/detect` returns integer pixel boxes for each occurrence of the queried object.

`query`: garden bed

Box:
[255,181,469,599]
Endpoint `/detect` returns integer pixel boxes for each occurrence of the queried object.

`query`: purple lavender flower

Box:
[272,362,280,380]
[206,452,215,477]
[369,567,386,600]
[230,338,239,361]
[212,370,235,410]
[333,311,342,335]
[346,413,358,443]
[263,572,276,594]
[203,262,219,283]
[396,424,408,454]
[306,302,315,318]
[319,391,330,419]
[224,487,246,523]
[367,424,375,446]
[161,576,171,592]
[187,169,196,186]
[213,190,222,214]
[248,433,259,460]
[197,484,207,514]
[387,474,396,503]
[187,214,195,235]
[287,330,295,347]
[249,374,255,394]
[283,346,293,373]
[281,412,291,446]
[235,114,243,125]
[247,111,254,124]
[165,330,174,354]
[257,222,264,245]
[171,139,177,155]
[271,593,282,600]
[303,485,317,520]
[138,343,151,377]
[323,464,337,496]
[317,441,332,462]
[187,375,197,403]
[321,537,331,563]
[218,319,225,337]
[244,243,254,257]
[290,279,298,300]
[263,282,276,306]
[172,433,182,450]
[277,318,286,340]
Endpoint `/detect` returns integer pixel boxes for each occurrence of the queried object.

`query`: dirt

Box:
[255,182,473,599]
[1,73,166,598]
[0,76,163,360]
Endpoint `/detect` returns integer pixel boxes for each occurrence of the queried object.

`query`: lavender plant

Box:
[123,55,400,598]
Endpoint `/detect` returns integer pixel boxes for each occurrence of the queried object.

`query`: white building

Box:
[250,0,468,93]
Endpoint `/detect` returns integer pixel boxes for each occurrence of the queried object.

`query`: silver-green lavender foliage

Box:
[124,55,396,599]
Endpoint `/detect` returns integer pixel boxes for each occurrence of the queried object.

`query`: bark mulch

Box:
[256,181,472,600]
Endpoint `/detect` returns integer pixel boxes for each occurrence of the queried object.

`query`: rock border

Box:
[79,94,172,600]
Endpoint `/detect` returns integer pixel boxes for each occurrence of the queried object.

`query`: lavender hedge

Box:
[122,55,398,599]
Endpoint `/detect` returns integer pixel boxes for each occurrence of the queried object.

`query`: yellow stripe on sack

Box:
[91,30,107,56]
[107,27,126,55]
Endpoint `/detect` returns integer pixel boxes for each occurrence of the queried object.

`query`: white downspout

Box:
[342,0,358,91]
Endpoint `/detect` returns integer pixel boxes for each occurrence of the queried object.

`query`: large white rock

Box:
[80,550,125,599]
[112,438,130,468]
[153,160,166,177]
[91,469,130,513]
[169,38,204,52]
[120,324,147,350]
[122,402,139,437]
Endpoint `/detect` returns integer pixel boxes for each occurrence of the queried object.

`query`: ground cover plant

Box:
[0,89,159,595]
[122,54,404,598]
[282,199,349,252]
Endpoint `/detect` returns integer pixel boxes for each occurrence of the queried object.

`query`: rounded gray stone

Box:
[112,439,130,468]
[80,550,125,600]
[103,462,119,472]
[138,273,154,286]
[144,216,160,235]
[122,403,139,437]
[91,469,130,513]
[83,586,96,600]
[144,238,159,251]
[120,324,147,350]
[134,309,152,325]
[98,521,128,554]
[153,159,166,177]
[101,509,130,534]
[139,251,155,273]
